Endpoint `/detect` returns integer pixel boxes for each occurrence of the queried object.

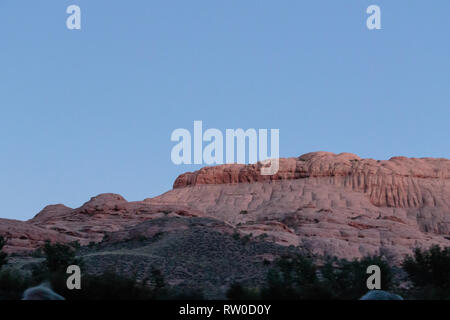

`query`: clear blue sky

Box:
[1,1,449,220]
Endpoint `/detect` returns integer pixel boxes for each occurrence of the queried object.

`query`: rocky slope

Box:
[81,216,301,299]
[0,194,203,253]
[1,151,450,262]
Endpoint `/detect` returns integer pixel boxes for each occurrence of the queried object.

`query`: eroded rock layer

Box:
[173,152,450,209]
[1,152,449,262]
[155,152,450,261]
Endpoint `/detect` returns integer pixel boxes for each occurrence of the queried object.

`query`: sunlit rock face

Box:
[154,152,450,261]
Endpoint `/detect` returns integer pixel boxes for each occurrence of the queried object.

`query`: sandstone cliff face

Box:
[1,152,449,262]
[174,151,450,209]
[154,152,450,261]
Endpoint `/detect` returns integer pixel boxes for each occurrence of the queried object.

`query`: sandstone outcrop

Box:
[1,194,203,253]
[1,151,449,262]
[174,151,450,209]
[154,152,450,261]
[0,218,74,253]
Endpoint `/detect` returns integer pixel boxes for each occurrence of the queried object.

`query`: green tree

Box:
[0,236,8,269]
[57,268,175,300]
[0,269,33,300]
[261,254,330,300]
[320,255,394,300]
[402,245,450,299]
[42,240,82,273]
[62,271,154,300]
[31,240,83,290]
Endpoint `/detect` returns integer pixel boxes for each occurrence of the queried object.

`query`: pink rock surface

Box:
[0,218,75,254]
[0,194,204,253]
[173,151,450,208]
[1,151,449,262]
[155,152,450,261]
[29,193,204,244]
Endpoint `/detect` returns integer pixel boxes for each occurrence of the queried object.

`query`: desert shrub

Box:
[69,240,81,250]
[170,288,205,300]
[59,271,155,300]
[27,241,192,300]
[0,236,8,269]
[102,234,111,242]
[146,267,167,296]
[258,233,269,241]
[33,265,172,300]
[226,282,260,300]
[240,234,252,245]
[136,235,148,242]
[153,232,165,241]
[402,245,450,299]
[320,255,394,300]
[31,247,44,258]
[0,269,33,300]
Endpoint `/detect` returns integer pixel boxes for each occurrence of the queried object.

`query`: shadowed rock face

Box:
[1,152,450,262]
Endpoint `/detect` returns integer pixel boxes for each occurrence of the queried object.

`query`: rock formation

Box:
[1,151,449,262]
[0,194,203,253]
[153,151,450,261]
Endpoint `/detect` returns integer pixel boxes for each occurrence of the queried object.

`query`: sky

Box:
[0,0,449,220]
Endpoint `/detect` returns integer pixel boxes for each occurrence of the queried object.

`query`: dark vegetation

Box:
[0,236,7,269]
[0,238,203,300]
[227,245,450,300]
[402,245,450,299]
[228,254,394,300]
[2,232,450,300]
